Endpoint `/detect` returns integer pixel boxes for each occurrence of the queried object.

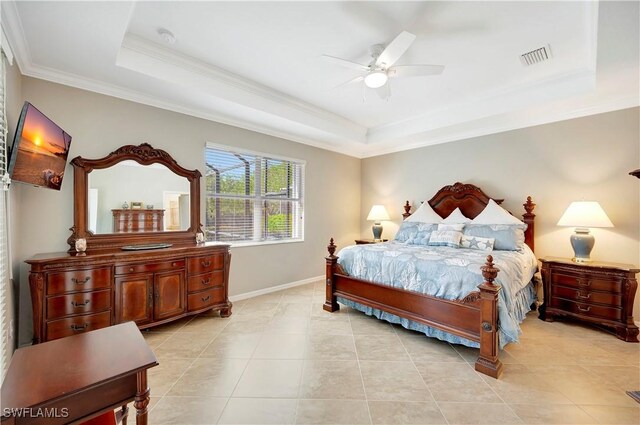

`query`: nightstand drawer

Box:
[551,272,622,293]
[552,285,621,307]
[550,297,621,321]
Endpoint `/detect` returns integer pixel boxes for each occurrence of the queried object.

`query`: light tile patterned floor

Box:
[140,281,639,424]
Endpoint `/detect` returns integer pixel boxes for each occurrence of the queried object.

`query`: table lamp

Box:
[367,205,390,241]
[557,201,613,262]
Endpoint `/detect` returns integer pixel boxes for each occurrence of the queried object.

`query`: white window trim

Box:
[205,142,306,247]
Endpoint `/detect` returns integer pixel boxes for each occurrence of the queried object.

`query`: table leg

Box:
[134,371,150,425]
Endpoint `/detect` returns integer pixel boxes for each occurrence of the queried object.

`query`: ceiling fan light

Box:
[364,71,388,89]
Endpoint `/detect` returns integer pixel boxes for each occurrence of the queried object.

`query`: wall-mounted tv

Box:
[8,102,72,190]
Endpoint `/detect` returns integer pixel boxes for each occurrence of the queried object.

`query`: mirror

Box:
[69,143,202,252]
[88,161,191,234]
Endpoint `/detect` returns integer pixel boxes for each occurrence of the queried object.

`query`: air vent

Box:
[520,45,552,66]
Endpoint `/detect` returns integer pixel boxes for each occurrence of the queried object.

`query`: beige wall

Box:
[361,107,640,316]
[10,76,361,346]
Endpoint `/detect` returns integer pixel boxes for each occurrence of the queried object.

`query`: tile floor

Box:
[140,280,640,424]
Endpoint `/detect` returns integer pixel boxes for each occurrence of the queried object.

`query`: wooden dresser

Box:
[539,257,639,342]
[27,243,232,344]
[112,209,165,232]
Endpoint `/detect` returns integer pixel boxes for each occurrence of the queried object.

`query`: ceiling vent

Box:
[520,45,552,66]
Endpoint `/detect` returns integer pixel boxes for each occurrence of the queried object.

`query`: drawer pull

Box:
[201,260,211,268]
[576,291,591,300]
[172,262,177,267]
[71,276,91,285]
[577,305,591,312]
[201,278,211,286]
[202,295,211,302]
[577,279,591,287]
[71,299,90,308]
[70,323,89,331]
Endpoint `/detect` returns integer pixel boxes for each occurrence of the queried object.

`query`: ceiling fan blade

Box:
[388,65,445,78]
[376,31,417,68]
[320,55,370,71]
[333,75,364,89]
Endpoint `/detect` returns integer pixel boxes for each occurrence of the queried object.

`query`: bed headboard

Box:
[402,182,536,252]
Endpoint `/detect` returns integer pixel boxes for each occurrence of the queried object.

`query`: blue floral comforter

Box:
[336,242,537,348]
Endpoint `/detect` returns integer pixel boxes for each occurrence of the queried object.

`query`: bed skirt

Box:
[338,281,537,349]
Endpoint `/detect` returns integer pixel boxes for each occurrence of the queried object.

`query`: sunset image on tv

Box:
[9,103,71,190]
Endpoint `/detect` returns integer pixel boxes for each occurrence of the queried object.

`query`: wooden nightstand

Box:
[539,257,639,342]
[355,239,389,245]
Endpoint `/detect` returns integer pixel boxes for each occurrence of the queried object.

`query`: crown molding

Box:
[362,94,639,158]
[0,1,30,71]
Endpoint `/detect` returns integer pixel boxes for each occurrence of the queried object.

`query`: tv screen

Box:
[8,102,72,190]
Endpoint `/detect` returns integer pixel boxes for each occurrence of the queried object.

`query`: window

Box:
[205,143,304,245]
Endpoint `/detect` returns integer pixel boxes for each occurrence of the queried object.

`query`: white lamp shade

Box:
[367,205,390,222]
[557,201,614,228]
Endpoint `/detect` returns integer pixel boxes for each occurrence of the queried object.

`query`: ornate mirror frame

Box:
[68,143,202,252]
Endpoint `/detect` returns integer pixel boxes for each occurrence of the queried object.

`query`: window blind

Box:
[0,51,9,379]
[205,144,304,244]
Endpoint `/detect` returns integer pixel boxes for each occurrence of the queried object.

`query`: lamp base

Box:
[570,228,595,263]
[372,222,383,241]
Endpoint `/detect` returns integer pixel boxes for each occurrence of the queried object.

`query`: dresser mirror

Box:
[68,143,202,252]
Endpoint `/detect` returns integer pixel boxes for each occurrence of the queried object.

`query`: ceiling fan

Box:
[321,31,445,98]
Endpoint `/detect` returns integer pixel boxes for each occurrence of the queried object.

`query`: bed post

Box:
[323,238,339,312]
[402,201,412,220]
[475,255,503,379]
[523,196,536,252]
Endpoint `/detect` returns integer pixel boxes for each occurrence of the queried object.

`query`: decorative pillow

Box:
[405,202,443,223]
[442,207,472,224]
[464,224,526,251]
[438,223,465,232]
[427,230,463,248]
[395,222,438,245]
[460,235,495,251]
[472,199,524,225]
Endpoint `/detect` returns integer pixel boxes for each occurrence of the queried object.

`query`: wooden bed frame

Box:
[324,182,536,379]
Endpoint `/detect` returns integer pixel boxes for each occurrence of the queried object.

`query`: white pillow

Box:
[442,207,471,224]
[472,199,524,225]
[438,223,465,232]
[405,202,443,223]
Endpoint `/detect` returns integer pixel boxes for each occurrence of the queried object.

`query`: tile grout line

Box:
[350,307,374,425]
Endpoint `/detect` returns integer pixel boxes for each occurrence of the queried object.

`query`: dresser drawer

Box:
[46,289,112,320]
[187,271,224,293]
[551,272,622,293]
[47,267,112,295]
[187,287,225,312]
[550,297,622,321]
[115,260,185,275]
[551,285,621,307]
[188,254,224,274]
[46,310,111,341]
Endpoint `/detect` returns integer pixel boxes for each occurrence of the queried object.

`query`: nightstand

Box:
[539,257,639,342]
[355,239,388,245]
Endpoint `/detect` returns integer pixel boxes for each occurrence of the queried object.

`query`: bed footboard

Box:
[324,239,503,379]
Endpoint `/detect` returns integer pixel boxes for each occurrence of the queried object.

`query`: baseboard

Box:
[229,275,324,302]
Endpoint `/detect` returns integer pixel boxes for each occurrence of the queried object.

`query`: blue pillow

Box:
[394,222,438,245]
[463,224,526,251]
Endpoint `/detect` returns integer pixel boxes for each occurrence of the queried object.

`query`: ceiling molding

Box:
[362,93,639,158]
[0,0,30,71]
[118,34,366,143]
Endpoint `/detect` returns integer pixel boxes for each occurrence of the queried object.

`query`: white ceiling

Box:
[1,1,638,158]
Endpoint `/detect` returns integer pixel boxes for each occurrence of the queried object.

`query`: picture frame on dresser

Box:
[27,143,233,344]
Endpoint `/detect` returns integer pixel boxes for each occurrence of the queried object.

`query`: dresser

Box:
[112,209,165,232]
[27,243,232,344]
[539,257,639,342]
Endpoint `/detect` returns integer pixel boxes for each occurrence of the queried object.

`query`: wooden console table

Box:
[0,322,158,425]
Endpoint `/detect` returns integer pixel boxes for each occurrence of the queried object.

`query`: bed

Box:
[323,182,536,379]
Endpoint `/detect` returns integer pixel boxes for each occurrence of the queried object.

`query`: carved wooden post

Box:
[323,238,339,312]
[402,201,412,220]
[523,196,536,252]
[29,273,44,344]
[475,255,503,379]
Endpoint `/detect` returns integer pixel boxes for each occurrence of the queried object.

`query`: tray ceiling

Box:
[1,1,638,158]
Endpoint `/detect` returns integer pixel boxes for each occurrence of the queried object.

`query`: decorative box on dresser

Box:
[539,257,639,342]
[28,244,232,344]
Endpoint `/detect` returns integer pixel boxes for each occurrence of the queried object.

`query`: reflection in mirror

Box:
[88,160,191,234]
